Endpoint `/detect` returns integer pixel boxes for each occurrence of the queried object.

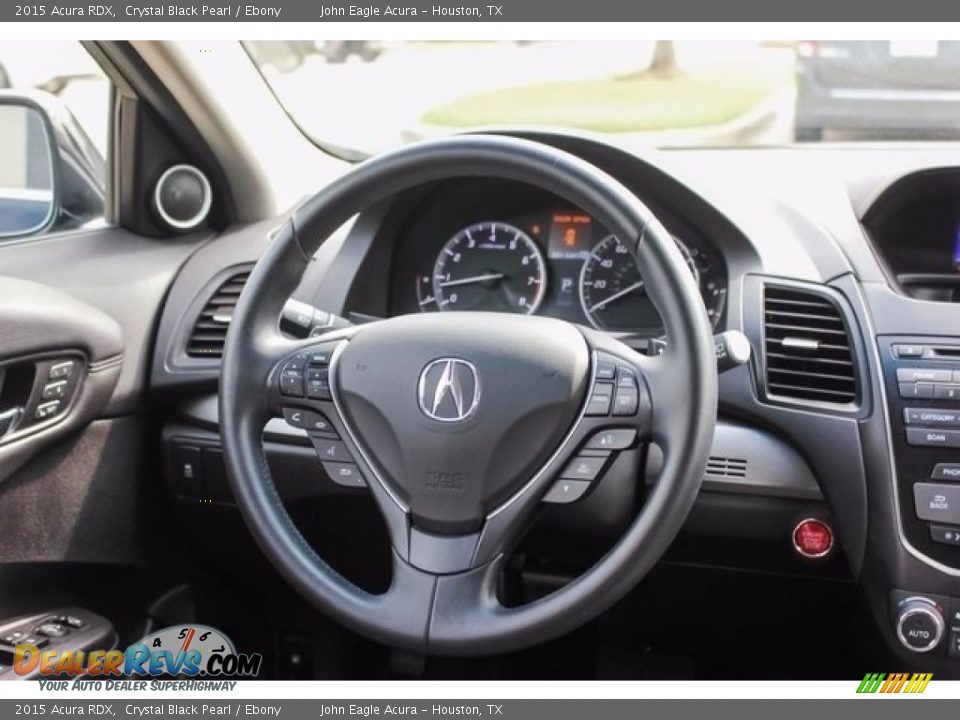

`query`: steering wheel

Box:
[219,135,717,656]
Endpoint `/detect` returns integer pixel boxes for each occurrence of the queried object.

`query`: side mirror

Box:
[0,95,58,238]
[0,90,105,240]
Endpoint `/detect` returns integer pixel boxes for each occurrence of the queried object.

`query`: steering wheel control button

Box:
[595,360,617,380]
[792,518,834,559]
[306,368,332,400]
[586,428,637,450]
[322,462,366,488]
[904,408,960,427]
[543,479,591,503]
[914,483,960,523]
[585,384,614,416]
[616,367,637,388]
[907,428,960,448]
[279,361,306,397]
[309,351,332,366]
[896,598,945,653]
[612,386,640,416]
[310,438,352,464]
[900,382,934,399]
[282,408,337,437]
[933,464,960,481]
[560,455,608,481]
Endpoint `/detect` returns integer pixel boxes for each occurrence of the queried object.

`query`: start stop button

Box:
[792,518,834,559]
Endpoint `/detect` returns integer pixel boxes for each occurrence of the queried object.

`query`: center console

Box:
[879,336,960,656]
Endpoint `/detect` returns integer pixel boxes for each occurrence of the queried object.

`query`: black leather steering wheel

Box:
[219,135,717,656]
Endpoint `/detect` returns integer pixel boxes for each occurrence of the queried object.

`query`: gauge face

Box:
[579,234,700,332]
[432,222,547,314]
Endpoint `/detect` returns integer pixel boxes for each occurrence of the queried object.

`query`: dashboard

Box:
[388,180,727,337]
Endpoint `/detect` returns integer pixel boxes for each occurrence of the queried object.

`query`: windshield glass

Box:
[245,40,960,155]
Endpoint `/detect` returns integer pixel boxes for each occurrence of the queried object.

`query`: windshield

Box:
[245,40,960,155]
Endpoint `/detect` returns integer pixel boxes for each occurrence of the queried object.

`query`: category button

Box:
[904,408,960,427]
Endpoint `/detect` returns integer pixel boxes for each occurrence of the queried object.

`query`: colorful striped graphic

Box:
[857,672,933,694]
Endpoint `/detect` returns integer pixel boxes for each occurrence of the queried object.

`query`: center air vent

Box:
[186,271,250,358]
[763,285,858,406]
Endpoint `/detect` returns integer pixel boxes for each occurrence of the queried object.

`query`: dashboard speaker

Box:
[152,164,212,232]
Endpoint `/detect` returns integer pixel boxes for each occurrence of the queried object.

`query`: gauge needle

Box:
[588,281,645,313]
[437,272,505,288]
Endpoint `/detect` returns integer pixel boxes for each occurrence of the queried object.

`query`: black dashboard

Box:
[387,179,727,337]
[134,132,960,673]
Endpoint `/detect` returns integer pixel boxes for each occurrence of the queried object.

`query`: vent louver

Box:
[186,272,250,358]
[705,456,748,479]
[763,285,858,406]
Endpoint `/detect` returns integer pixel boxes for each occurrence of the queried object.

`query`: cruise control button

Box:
[900,382,934,399]
[933,464,960,481]
[914,483,960,524]
[585,428,637,450]
[542,479,591,503]
[560,455,608,481]
[595,361,616,380]
[906,428,960,448]
[585,384,613,416]
[616,368,637,388]
[282,408,337,436]
[322,462,366,487]
[283,353,309,371]
[897,368,953,383]
[904,408,960,427]
[612,386,639,416]
[310,438,352,463]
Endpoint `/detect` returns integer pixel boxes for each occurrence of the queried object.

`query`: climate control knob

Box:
[895,597,945,653]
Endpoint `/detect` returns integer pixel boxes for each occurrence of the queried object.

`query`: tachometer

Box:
[579,234,699,332]
[432,222,547,314]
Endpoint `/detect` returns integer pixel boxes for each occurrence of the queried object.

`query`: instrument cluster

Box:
[390,183,727,337]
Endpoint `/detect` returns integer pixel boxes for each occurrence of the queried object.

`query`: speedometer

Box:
[579,234,699,332]
[432,222,547,315]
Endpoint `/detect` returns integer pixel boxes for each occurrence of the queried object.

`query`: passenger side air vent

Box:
[762,285,858,406]
[186,272,250,358]
[705,456,747,479]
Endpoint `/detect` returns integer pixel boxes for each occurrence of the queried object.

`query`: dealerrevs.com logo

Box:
[856,673,933,694]
[14,625,262,678]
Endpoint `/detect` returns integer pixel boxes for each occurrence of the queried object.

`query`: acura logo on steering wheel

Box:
[417,358,481,422]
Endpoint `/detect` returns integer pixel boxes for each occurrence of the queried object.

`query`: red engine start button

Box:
[792,518,834,559]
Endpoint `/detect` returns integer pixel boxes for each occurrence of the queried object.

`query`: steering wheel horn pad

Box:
[218,135,717,655]
[335,312,590,535]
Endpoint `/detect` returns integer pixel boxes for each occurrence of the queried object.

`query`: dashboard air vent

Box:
[705,456,747,479]
[186,272,250,358]
[763,285,857,405]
